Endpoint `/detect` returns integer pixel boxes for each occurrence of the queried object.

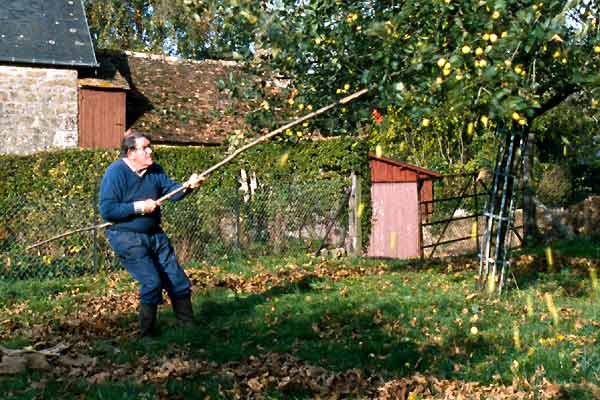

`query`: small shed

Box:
[368,154,441,259]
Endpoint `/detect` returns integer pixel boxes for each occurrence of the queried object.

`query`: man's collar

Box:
[123,158,148,176]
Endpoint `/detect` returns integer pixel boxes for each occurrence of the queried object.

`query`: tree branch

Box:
[533,83,580,119]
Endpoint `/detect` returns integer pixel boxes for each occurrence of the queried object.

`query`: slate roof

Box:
[92,50,253,145]
[0,0,97,67]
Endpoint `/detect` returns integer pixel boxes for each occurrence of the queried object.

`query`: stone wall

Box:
[536,195,600,240]
[0,65,78,154]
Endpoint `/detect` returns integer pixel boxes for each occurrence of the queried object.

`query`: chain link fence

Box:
[0,177,350,280]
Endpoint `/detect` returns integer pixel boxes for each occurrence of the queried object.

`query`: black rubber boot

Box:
[139,303,158,338]
[171,296,194,327]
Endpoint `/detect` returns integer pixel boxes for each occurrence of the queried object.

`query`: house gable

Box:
[0,0,97,154]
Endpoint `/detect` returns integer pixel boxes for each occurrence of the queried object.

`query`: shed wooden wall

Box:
[78,88,125,149]
[368,182,420,258]
[368,157,440,259]
[370,159,420,183]
[370,158,435,216]
[419,179,434,219]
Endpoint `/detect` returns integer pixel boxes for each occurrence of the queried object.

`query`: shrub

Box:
[0,138,371,278]
[536,164,572,207]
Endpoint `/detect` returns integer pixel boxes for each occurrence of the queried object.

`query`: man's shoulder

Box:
[104,159,128,176]
[108,158,126,168]
[148,163,165,174]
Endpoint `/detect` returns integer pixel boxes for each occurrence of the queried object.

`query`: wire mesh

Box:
[0,178,350,280]
[0,195,117,280]
[164,178,349,263]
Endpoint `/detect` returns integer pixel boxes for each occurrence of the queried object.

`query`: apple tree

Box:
[227,0,599,291]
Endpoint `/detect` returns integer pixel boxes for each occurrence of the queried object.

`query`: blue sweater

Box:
[99,159,187,233]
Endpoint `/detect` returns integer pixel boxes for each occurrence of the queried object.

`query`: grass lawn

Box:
[0,239,598,399]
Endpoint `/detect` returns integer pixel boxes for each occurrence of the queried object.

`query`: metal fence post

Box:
[234,192,241,253]
[474,173,480,256]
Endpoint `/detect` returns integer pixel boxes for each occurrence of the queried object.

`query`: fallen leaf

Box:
[247,377,263,392]
[88,371,110,384]
[61,354,96,368]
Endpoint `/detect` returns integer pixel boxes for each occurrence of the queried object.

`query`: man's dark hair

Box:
[120,132,150,157]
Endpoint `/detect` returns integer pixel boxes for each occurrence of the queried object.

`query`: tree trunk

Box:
[522,129,539,246]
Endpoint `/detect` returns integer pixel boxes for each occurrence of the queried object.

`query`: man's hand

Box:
[184,173,206,190]
[141,199,159,215]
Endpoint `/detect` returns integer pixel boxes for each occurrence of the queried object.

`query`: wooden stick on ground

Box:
[26,88,369,250]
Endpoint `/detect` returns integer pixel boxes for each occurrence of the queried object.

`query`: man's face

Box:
[128,137,154,169]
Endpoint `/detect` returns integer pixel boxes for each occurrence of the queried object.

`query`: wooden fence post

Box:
[348,172,362,256]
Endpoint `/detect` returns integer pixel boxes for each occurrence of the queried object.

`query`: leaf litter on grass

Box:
[0,255,599,399]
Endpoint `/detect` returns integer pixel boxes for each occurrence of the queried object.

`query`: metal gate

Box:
[418,173,523,259]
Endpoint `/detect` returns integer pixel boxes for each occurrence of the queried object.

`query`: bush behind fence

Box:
[0,178,349,280]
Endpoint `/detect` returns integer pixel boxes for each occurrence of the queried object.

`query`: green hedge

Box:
[0,138,371,251]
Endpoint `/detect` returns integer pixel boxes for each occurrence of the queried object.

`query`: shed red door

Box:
[368,182,420,259]
[78,88,125,149]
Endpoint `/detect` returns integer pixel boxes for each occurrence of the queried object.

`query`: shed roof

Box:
[91,50,252,146]
[369,153,442,182]
[0,0,97,67]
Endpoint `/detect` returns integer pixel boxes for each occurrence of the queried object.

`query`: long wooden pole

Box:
[26,88,368,250]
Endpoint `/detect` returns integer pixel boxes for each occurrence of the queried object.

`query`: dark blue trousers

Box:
[106,229,191,305]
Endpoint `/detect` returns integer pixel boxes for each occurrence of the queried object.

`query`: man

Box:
[99,132,205,338]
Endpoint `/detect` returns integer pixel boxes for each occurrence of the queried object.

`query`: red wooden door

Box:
[368,182,420,259]
[78,88,125,149]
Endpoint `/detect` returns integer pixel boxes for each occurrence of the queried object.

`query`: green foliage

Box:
[240,1,597,130]
[369,104,501,173]
[533,92,600,163]
[531,90,600,196]
[0,139,371,273]
[0,139,367,202]
[83,0,600,192]
[203,0,600,184]
[535,163,573,207]
[83,0,255,59]
[83,0,600,195]
[0,149,116,200]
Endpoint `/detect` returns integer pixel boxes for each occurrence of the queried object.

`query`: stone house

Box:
[0,1,251,155]
[0,0,97,154]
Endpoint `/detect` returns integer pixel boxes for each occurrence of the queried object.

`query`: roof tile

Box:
[93,50,249,145]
